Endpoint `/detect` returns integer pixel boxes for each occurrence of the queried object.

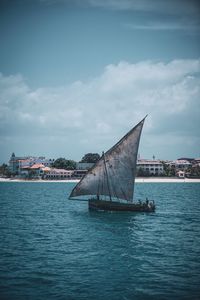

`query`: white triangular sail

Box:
[69,116,146,202]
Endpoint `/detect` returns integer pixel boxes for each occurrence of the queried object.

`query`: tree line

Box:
[51,153,101,170]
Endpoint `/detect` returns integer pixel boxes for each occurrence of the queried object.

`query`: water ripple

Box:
[0,182,200,300]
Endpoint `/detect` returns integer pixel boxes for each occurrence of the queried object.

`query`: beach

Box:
[135,177,200,183]
[0,177,200,183]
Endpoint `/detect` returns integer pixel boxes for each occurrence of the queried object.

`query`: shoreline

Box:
[0,177,200,183]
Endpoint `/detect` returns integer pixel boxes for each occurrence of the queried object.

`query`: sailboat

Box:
[69,116,155,212]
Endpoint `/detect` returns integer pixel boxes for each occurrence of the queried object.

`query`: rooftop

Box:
[30,164,45,169]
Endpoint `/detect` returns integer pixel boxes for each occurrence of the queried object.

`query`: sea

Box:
[0,182,200,300]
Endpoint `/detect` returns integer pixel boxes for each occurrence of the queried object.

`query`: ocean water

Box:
[0,182,200,300]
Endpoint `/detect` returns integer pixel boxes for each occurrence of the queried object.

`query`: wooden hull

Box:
[88,199,155,212]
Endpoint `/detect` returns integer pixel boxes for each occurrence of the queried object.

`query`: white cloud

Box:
[124,21,200,32]
[90,0,200,34]
[0,58,200,161]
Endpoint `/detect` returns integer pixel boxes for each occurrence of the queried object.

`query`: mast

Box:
[102,151,112,202]
[69,116,147,201]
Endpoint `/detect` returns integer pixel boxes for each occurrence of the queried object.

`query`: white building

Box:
[174,159,192,169]
[137,159,164,176]
[177,170,185,178]
[193,158,200,167]
[73,169,88,178]
[44,168,74,179]
[166,159,192,170]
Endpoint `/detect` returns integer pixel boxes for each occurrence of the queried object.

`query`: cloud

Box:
[37,0,200,17]
[124,21,200,33]
[88,0,200,15]
[37,0,200,34]
[0,59,200,160]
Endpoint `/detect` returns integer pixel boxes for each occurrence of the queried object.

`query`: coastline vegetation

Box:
[52,158,76,170]
[0,164,11,178]
[1,153,200,179]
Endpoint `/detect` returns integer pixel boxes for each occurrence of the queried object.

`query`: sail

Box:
[69,116,146,202]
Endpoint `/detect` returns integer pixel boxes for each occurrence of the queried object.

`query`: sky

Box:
[0,0,200,164]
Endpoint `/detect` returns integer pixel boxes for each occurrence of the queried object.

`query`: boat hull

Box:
[88,199,155,212]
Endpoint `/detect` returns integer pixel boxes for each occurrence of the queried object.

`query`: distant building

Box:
[137,159,164,176]
[177,170,185,178]
[20,164,47,178]
[44,168,74,180]
[174,159,191,170]
[29,164,46,178]
[73,169,88,178]
[169,159,192,172]
[165,159,192,169]
[8,153,55,175]
[32,157,55,167]
[193,158,200,167]
[177,157,194,163]
[9,153,30,174]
